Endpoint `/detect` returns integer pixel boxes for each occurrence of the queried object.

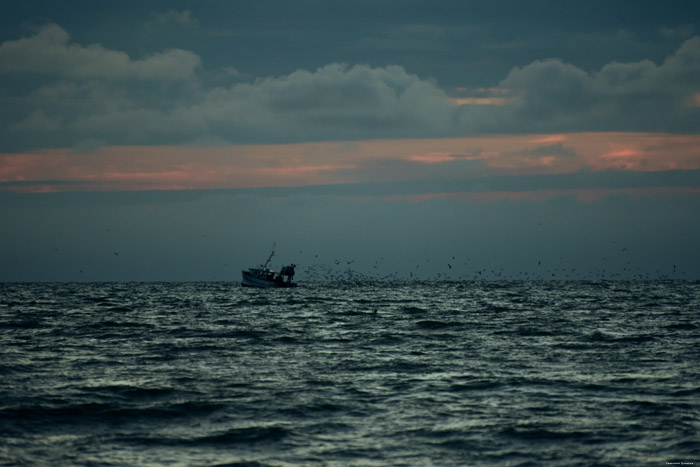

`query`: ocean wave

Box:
[2,281,698,466]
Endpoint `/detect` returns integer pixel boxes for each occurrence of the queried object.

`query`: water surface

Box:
[1,281,698,465]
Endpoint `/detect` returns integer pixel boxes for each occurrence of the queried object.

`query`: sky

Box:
[1,0,700,282]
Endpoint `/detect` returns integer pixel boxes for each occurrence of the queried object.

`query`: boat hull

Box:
[241,270,296,288]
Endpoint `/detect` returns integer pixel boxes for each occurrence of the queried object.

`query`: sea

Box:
[1,281,698,466]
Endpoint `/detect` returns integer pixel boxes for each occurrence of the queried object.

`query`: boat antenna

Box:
[263,242,276,269]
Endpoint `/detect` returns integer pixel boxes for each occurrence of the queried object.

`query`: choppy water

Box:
[1,281,699,466]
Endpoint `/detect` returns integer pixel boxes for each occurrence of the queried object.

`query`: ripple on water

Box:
[1,281,698,465]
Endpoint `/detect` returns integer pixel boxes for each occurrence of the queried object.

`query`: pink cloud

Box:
[407,152,455,164]
[0,153,42,180]
[0,144,361,191]
[2,133,699,196]
[450,97,516,106]
[601,148,641,159]
[451,87,514,107]
[573,133,700,171]
[529,135,566,144]
[387,187,700,204]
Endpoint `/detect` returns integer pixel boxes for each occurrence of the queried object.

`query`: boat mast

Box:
[263,242,276,269]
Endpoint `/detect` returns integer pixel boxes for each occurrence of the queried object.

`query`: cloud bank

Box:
[3,133,699,194]
[1,24,699,152]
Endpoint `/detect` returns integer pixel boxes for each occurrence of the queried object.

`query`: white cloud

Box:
[0,23,201,81]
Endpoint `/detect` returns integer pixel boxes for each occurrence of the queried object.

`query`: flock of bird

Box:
[293,249,685,283]
[51,240,684,281]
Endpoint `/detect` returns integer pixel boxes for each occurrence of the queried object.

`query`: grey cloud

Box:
[2,24,700,152]
[483,36,700,133]
[19,80,133,120]
[190,63,456,142]
[20,62,457,147]
[11,109,62,132]
[69,108,187,143]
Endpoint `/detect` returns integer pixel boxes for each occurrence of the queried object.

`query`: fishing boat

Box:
[241,246,296,288]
